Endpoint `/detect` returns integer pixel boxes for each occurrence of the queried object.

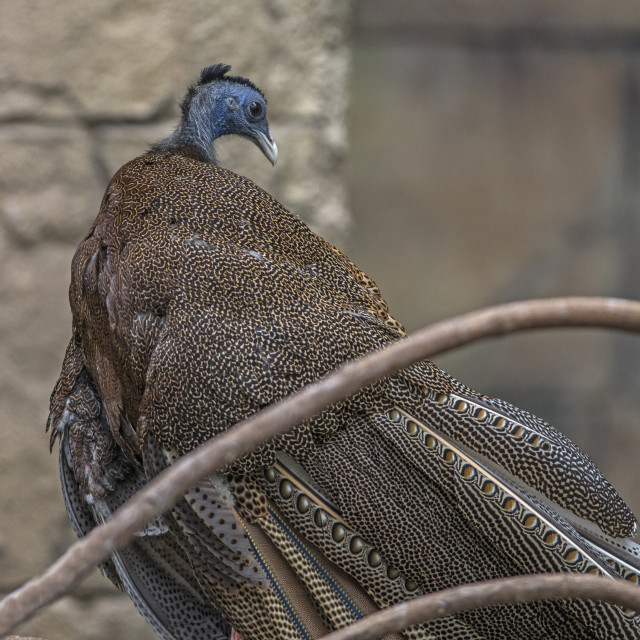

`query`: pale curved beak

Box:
[253,128,278,166]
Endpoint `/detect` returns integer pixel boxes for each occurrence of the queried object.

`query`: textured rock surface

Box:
[0,2,351,639]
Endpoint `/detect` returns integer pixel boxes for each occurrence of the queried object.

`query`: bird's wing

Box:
[59,153,640,639]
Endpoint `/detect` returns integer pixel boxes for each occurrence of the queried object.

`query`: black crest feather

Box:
[198,64,232,85]
[180,63,265,118]
[198,63,264,97]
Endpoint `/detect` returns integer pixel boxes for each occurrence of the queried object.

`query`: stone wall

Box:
[0,3,351,639]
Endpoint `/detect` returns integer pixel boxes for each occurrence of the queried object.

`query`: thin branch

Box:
[321,573,640,640]
[2,297,640,636]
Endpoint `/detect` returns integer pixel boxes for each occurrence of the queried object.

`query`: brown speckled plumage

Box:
[49,67,640,640]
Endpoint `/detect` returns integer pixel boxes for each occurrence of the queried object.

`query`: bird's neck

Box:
[153,90,226,164]
[161,120,217,163]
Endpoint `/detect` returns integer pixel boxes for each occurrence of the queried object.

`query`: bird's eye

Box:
[249,101,263,118]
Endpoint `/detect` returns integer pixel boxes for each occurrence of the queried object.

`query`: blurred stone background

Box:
[348,0,640,529]
[2,1,640,638]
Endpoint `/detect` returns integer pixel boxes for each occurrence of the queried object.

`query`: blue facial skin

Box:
[208,85,277,165]
[156,80,278,166]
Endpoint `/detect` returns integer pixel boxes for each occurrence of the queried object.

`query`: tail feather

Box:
[302,406,639,639]
[402,374,637,539]
[260,456,487,639]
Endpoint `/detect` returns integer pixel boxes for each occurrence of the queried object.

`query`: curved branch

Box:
[321,573,640,640]
[2,297,640,635]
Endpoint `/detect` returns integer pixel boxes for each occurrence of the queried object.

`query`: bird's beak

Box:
[253,128,278,166]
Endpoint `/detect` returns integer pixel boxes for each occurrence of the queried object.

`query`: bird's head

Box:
[157,64,278,166]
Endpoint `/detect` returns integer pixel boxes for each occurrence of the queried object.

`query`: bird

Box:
[48,63,640,640]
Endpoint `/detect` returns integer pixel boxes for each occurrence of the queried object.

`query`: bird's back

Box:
[69,151,406,452]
